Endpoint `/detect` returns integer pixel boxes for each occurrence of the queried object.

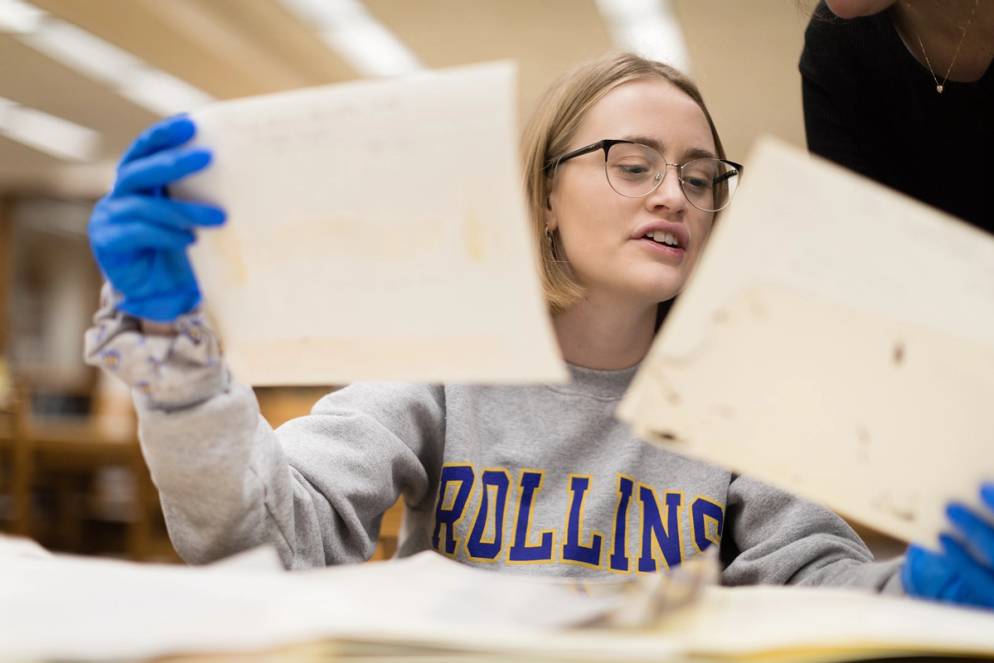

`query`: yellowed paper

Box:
[653,583,994,662]
[170,62,566,385]
[618,137,994,545]
[4,546,994,662]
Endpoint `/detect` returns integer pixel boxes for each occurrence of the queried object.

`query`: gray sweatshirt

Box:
[84,287,903,593]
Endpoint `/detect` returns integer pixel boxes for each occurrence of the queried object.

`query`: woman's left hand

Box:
[902,482,994,609]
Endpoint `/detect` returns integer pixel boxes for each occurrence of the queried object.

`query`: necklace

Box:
[904,0,979,94]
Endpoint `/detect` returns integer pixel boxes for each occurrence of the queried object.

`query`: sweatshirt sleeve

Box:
[721,475,904,595]
[83,285,445,569]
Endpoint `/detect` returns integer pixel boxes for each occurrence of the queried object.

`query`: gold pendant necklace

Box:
[906,0,979,94]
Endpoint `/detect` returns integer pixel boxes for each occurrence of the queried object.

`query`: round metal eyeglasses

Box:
[544,139,743,213]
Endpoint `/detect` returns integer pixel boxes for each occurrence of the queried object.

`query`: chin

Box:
[630,278,682,305]
[630,268,686,303]
[824,0,895,18]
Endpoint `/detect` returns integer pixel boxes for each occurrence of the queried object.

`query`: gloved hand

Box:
[902,482,994,609]
[88,115,226,322]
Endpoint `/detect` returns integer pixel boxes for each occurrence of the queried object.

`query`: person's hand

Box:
[902,482,994,609]
[89,115,225,322]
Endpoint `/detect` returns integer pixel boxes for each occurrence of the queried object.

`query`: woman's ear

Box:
[544,190,558,231]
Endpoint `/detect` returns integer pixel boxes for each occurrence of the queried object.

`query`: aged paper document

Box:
[618,137,994,545]
[170,62,566,385]
[4,545,994,662]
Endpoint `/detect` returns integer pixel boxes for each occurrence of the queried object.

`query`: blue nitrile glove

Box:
[902,482,994,609]
[88,115,225,322]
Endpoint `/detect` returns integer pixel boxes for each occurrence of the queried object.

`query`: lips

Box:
[642,229,681,248]
[636,236,685,259]
[632,221,690,251]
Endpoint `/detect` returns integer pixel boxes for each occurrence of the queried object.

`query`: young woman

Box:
[86,52,993,608]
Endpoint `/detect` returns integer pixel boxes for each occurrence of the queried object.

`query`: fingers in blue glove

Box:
[114,146,212,195]
[120,115,196,167]
[904,544,962,599]
[937,533,994,608]
[91,221,196,259]
[946,502,994,567]
[98,196,226,231]
[91,220,195,254]
[981,482,994,513]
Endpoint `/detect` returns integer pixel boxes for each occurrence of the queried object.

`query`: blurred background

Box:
[4,0,889,563]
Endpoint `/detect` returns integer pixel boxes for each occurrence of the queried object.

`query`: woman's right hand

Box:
[89,115,226,323]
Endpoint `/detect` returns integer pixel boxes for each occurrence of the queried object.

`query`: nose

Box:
[643,163,686,215]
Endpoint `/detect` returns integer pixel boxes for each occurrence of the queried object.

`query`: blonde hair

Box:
[521,52,727,314]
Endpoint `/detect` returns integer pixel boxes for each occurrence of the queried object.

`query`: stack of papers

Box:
[3,541,994,662]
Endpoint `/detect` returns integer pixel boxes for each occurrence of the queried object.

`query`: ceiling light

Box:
[0,96,101,161]
[12,2,215,116]
[280,0,422,77]
[120,69,215,117]
[595,0,691,74]
[0,0,44,33]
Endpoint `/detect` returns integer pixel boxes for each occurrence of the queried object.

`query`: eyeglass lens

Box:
[604,143,739,212]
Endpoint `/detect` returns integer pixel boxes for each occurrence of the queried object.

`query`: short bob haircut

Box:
[520,51,728,315]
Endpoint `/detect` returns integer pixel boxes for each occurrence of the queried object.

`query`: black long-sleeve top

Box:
[799,2,993,232]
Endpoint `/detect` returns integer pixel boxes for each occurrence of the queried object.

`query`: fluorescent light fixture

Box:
[120,69,215,117]
[279,0,422,77]
[595,0,691,74]
[0,0,44,33]
[21,19,144,87]
[0,96,101,161]
[12,2,215,116]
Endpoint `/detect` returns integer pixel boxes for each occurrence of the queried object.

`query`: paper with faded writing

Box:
[170,62,566,385]
[4,544,994,661]
[618,137,994,546]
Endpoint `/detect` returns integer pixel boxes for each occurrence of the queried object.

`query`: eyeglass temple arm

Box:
[544,141,612,172]
[712,162,743,185]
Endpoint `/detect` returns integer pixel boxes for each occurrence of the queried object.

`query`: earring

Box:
[545,226,561,262]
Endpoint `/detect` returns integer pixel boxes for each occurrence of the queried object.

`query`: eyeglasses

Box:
[544,139,743,213]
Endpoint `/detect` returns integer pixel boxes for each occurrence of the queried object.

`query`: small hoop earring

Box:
[545,226,567,263]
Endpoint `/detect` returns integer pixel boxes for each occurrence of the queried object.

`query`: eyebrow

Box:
[620,135,717,161]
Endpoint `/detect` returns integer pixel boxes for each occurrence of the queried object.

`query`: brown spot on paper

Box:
[713,404,736,420]
[464,209,485,263]
[856,427,871,461]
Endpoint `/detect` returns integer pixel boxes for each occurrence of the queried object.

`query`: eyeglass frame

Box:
[543,139,743,213]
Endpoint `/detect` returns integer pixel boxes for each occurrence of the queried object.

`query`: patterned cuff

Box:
[84,284,230,410]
